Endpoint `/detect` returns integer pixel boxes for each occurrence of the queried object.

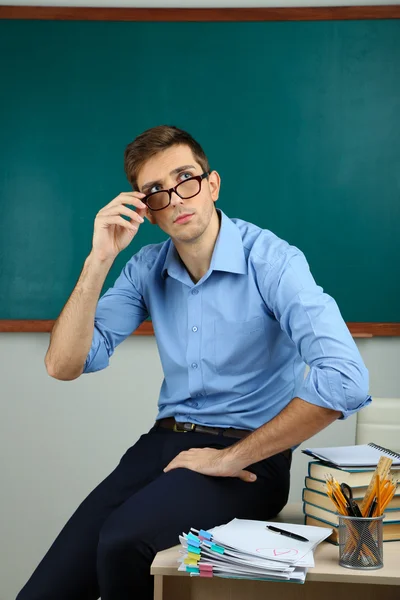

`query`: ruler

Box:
[359,456,393,515]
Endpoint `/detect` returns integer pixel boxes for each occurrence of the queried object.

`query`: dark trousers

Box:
[16,425,291,600]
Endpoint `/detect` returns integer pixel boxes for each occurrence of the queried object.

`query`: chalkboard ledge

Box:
[0,321,399,337]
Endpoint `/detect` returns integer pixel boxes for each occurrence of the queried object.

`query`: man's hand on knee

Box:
[163,447,257,482]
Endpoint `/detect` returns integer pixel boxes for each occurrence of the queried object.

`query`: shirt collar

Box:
[161,240,184,281]
[161,209,247,280]
[210,209,247,275]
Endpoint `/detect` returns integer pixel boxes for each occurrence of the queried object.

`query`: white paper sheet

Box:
[212,519,331,564]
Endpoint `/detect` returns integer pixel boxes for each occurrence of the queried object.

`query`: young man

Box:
[18,125,371,600]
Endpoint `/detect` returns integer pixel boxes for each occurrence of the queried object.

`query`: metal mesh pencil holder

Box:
[338,514,384,570]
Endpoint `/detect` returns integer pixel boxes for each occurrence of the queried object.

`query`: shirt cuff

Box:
[294,366,372,419]
[83,326,111,374]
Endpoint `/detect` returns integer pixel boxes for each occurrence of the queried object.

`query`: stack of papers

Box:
[178,518,332,583]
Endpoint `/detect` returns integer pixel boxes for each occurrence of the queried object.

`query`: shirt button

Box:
[192,326,198,332]
[191,362,198,369]
[191,289,199,295]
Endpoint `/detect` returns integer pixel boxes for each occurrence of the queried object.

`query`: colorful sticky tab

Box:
[200,570,213,578]
[184,558,198,566]
[211,544,224,554]
[199,564,213,572]
[186,566,199,574]
[187,533,200,546]
[187,552,201,561]
[187,545,201,555]
[199,529,212,540]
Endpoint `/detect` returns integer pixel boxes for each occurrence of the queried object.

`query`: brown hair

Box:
[124,125,210,191]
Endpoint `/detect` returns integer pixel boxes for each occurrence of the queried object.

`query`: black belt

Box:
[156,417,251,439]
[155,418,292,461]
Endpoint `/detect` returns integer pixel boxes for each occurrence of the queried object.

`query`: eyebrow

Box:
[141,165,197,193]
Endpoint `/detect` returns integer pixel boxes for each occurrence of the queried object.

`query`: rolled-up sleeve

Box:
[263,250,371,419]
[83,256,148,374]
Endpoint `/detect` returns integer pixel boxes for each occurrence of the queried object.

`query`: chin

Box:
[173,225,205,244]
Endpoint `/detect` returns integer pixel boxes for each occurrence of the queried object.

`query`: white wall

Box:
[1,333,399,599]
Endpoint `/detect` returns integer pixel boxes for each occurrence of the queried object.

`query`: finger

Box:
[98,215,139,233]
[101,205,145,224]
[122,204,148,221]
[163,459,176,472]
[120,191,147,203]
[103,193,147,211]
[164,463,178,473]
[163,457,187,472]
[238,470,257,483]
[117,191,147,201]
[121,195,147,210]
[136,206,147,219]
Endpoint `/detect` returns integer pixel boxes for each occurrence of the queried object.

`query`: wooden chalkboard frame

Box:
[1,5,399,337]
[0,6,399,21]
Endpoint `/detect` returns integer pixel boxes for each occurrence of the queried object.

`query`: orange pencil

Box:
[376,475,381,516]
[381,482,397,513]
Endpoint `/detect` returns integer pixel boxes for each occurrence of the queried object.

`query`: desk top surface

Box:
[151,541,400,585]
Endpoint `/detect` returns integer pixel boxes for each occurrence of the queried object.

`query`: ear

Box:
[208,170,221,204]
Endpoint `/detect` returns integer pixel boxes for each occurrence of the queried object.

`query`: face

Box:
[136,145,220,245]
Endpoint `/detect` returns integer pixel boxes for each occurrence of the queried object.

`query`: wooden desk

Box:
[151,540,400,600]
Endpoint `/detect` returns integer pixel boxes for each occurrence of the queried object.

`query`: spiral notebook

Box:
[302,443,400,468]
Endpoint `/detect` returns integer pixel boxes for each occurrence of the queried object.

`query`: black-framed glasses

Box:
[142,172,209,211]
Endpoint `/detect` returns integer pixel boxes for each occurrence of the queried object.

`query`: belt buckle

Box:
[173,422,195,433]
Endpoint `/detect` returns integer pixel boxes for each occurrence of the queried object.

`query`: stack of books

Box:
[301,443,400,544]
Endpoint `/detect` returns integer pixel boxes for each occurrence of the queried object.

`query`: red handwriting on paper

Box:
[256,548,299,557]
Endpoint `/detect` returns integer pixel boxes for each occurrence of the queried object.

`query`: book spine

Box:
[303,510,338,529]
[303,497,400,523]
[303,492,336,513]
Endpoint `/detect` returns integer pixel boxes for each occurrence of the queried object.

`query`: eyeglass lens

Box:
[146,178,201,210]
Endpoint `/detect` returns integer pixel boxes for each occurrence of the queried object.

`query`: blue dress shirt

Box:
[84,210,371,430]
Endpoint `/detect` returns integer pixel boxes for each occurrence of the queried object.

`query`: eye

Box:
[149,184,163,194]
[179,171,193,181]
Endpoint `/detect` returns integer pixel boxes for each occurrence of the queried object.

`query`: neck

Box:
[174,210,220,283]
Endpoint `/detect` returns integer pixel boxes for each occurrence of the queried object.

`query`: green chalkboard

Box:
[0,19,399,322]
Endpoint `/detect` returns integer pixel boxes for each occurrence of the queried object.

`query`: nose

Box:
[170,190,184,207]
